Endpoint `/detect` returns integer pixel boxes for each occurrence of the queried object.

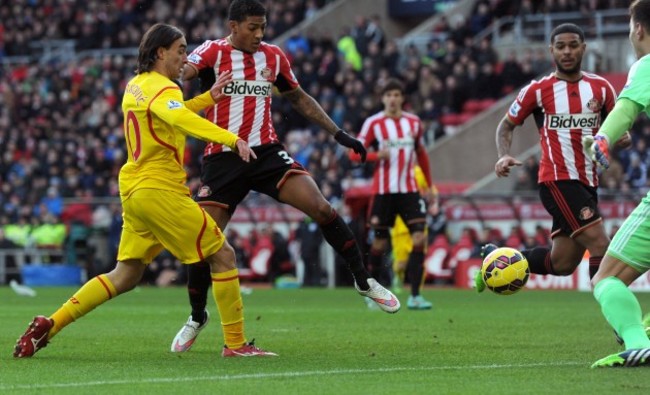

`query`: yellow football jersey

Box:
[119,71,239,198]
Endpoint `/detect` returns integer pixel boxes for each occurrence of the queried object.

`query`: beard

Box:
[555,60,582,75]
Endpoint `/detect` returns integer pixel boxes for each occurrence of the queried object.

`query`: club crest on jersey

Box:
[197,186,212,198]
[580,206,595,220]
[587,98,601,112]
[167,100,183,110]
[260,67,274,80]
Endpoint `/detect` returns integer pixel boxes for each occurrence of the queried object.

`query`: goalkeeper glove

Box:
[335,130,367,162]
[582,135,610,169]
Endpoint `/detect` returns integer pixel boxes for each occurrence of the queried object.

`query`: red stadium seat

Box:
[238,236,274,281]
[478,98,496,110]
[447,235,475,271]
[504,234,523,249]
[458,112,475,124]
[462,99,483,114]
[440,113,462,126]
[424,235,451,280]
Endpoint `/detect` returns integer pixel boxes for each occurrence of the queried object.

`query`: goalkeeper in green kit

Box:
[583,0,650,368]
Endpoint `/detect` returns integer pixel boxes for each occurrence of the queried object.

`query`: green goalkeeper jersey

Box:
[597,54,650,144]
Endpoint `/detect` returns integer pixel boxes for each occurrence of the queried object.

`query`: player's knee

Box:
[588,236,610,256]
[410,231,426,248]
[206,243,237,272]
[311,200,334,223]
[551,259,578,276]
[371,236,389,252]
[107,265,141,294]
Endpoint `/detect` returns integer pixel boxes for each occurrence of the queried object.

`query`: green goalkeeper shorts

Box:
[607,193,650,273]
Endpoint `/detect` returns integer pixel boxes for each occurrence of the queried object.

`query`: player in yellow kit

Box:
[390,165,439,309]
[13,23,276,358]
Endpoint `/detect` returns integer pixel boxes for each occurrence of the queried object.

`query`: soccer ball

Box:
[481,247,530,295]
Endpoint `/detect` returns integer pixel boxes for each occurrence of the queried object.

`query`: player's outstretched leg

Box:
[591,348,650,368]
[14,316,53,358]
[317,210,400,313]
[171,310,210,352]
[356,278,400,313]
[474,243,498,293]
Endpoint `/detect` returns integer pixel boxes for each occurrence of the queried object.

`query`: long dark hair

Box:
[135,23,184,74]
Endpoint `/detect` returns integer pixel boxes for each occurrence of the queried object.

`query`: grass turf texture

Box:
[2,286,650,394]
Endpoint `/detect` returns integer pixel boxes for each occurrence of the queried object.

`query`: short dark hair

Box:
[550,23,585,43]
[228,0,266,22]
[381,78,405,95]
[630,0,650,34]
[136,23,184,74]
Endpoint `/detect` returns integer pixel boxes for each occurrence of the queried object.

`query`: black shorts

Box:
[368,192,427,229]
[195,143,308,216]
[539,180,602,238]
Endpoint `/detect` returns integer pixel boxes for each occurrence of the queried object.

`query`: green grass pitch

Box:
[1,286,650,394]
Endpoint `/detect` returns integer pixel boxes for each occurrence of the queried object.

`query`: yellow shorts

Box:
[391,216,412,263]
[391,216,427,263]
[117,189,225,264]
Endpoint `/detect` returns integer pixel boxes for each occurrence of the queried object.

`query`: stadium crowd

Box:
[0,0,646,285]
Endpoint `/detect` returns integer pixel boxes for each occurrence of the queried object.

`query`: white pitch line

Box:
[0,361,584,391]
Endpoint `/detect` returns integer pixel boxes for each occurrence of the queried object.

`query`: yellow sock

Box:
[48,274,117,339]
[392,260,406,286]
[211,269,245,349]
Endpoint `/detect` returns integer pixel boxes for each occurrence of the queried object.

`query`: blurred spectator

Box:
[285,33,311,57]
[626,153,647,189]
[0,227,21,283]
[38,186,63,217]
[524,156,540,187]
[478,62,503,99]
[337,27,362,71]
[4,216,33,247]
[295,217,324,286]
[470,2,493,36]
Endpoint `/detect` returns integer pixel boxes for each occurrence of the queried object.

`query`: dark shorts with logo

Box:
[195,143,308,216]
[539,180,602,238]
[369,193,427,230]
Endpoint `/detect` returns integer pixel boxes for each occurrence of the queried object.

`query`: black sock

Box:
[319,210,370,289]
[187,262,211,323]
[407,248,425,296]
[368,247,391,287]
[522,247,555,275]
[589,256,602,279]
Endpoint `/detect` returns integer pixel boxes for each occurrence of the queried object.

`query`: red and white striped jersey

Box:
[187,39,300,155]
[358,111,424,195]
[506,72,616,186]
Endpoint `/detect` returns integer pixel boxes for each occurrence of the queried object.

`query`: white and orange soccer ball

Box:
[481,247,530,295]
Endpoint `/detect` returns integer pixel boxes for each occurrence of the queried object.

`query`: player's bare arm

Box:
[182,63,199,81]
[376,149,390,160]
[283,87,367,161]
[495,116,522,177]
[282,87,339,134]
